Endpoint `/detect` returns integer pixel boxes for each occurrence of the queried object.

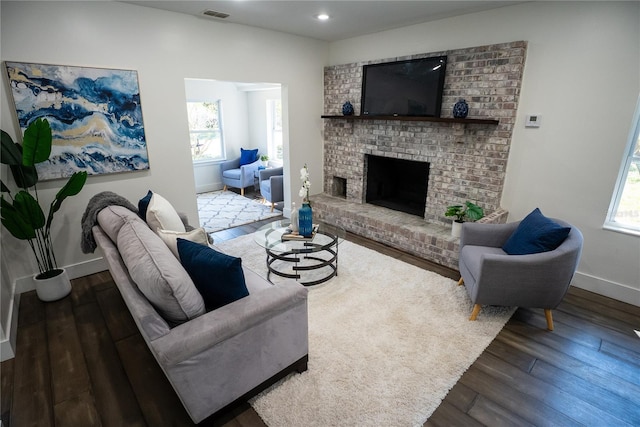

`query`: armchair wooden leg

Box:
[241,188,245,196]
[458,277,464,286]
[223,185,227,191]
[470,304,481,321]
[270,202,275,212]
[544,309,554,331]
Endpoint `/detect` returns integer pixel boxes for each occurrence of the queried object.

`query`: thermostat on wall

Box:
[525,115,541,128]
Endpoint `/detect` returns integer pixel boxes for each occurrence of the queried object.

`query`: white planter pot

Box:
[451,221,464,238]
[34,268,72,302]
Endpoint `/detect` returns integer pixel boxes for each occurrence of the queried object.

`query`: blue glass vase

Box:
[299,202,313,237]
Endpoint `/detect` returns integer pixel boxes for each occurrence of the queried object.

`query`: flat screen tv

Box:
[361,56,447,117]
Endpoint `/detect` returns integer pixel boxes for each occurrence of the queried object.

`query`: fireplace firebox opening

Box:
[365,155,429,218]
[333,177,347,198]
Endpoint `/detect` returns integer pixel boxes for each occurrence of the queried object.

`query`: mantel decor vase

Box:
[453,99,469,119]
[299,203,313,237]
[342,101,354,116]
[35,268,72,302]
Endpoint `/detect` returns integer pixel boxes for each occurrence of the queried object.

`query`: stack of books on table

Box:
[281,224,319,241]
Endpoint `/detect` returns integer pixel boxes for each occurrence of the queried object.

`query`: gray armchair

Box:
[457,219,583,330]
[259,167,284,212]
[220,156,261,196]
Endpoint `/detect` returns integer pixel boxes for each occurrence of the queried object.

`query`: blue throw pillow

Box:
[138,190,153,221]
[177,238,249,311]
[502,208,571,255]
[239,148,258,166]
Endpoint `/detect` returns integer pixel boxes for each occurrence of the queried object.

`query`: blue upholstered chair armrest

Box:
[240,160,261,186]
[220,158,240,172]
[269,175,284,202]
[460,221,520,248]
[259,167,284,181]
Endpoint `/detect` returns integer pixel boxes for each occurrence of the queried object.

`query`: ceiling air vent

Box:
[202,9,230,19]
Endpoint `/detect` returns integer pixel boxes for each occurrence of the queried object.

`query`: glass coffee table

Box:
[254,220,345,286]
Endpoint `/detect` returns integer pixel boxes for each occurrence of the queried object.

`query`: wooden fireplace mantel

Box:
[320,115,499,125]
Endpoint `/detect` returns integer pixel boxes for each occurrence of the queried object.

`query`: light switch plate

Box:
[525,115,541,128]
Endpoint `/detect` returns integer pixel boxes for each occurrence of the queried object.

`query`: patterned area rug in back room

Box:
[197,190,281,232]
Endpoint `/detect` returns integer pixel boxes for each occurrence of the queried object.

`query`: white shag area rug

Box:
[197,190,281,232]
[216,235,515,427]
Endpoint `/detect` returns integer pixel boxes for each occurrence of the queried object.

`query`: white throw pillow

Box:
[157,228,210,259]
[146,193,186,233]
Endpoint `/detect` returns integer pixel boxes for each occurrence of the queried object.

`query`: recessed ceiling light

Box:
[316,14,330,21]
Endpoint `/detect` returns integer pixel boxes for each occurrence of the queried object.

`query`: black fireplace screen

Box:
[365,155,429,217]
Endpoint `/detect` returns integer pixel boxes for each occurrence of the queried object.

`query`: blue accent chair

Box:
[259,167,284,212]
[220,156,261,196]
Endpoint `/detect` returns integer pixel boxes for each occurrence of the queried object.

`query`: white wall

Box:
[247,88,283,164]
[329,1,640,305]
[0,2,327,284]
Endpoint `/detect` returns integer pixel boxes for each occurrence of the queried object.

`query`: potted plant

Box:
[1,118,88,301]
[260,154,269,168]
[445,201,484,237]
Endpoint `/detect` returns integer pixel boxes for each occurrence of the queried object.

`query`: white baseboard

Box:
[14,257,108,294]
[0,286,19,362]
[196,182,225,194]
[572,271,640,307]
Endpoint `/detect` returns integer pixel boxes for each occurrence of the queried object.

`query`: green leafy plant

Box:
[260,154,269,161]
[445,201,484,223]
[1,118,88,278]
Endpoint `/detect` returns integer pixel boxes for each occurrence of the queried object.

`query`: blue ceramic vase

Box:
[453,99,469,118]
[342,101,354,116]
[298,203,313,237]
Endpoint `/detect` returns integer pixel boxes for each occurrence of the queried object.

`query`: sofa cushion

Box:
[97,205,144,243]
[502,208,571,255]
[239,148,258,166]
[138,190,153,221]
[146,193,186,233]
[158,228,210,259]
[178,238,249,311]
[117,218,205,325]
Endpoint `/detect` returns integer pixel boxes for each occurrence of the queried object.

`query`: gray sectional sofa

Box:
[92,205,309,423]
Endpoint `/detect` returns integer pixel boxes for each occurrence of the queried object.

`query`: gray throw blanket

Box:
[81,191,138,253]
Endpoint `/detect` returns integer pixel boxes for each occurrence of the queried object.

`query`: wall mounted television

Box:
[361,56,447,117]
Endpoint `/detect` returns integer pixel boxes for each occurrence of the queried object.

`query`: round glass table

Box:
[254,220,345,286]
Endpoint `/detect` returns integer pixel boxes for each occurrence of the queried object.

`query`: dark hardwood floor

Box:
[2,216,639,426]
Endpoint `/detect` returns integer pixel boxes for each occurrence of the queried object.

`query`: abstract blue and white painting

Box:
[5,62,149,180]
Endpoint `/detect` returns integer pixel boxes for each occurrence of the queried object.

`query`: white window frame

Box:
[604,94,640,236]
[266,98,283,165]
[186,99,226,163]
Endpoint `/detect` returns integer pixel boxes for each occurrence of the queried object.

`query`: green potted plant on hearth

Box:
[1,118,88,301]
[260,154,269,167]
[445,201,484,238]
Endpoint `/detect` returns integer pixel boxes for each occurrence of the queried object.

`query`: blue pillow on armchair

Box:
[502,208,571,255]
[239,148,259,166]
[177,238,249,311]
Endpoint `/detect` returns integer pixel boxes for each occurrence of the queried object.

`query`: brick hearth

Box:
[313,194,508,270]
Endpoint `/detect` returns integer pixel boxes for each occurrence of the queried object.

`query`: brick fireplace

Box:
[314,41,526,269]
